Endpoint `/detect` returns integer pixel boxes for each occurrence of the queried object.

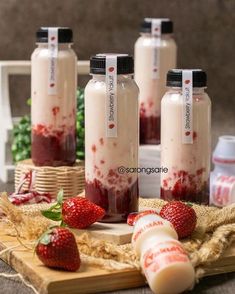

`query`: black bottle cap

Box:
[167,69,207,87]
[90,54,134,75]
[140,18,173,34]
[36,27,73,43]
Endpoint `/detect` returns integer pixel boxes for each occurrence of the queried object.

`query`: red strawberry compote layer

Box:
[139,103,161,144]
[32,124,76,166]
[31,27,77,166]
[85,54,139,222]
[161,70,211,204]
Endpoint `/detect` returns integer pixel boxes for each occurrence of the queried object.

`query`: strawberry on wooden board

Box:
[41,190,105,229]
[36,226,80,272]
[160,201,197,239]
[62,197,105,229]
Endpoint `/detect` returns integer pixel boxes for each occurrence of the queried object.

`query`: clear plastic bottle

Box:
[135,18,177,144]
[161,69,211,204]
[31,27,77,166]
[85,54,139,222]
[210,136,235,206]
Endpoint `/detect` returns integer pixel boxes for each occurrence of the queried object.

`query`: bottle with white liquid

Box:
[31,27,77,166]
[161,69,211,204]
[85,54,139,222]
[135,18,177,144]
[210,136,235,206]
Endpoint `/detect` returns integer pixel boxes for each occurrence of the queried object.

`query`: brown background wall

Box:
[1,0,234,143]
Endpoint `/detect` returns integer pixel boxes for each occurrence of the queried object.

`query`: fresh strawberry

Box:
[62,197,105,229]
[160,201,197,239]
[36,227,80,271]
[127,210,158,226]
[127,212,138,226]
[42,190,105,229]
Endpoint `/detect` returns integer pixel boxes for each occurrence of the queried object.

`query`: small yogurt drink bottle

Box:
[85,54,139,222]
[132,212,195,294]
[135,18,177,144]
[31,27,77,166]
[161,69,211,204]
[210,136,235,207]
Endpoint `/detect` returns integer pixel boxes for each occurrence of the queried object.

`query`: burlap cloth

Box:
[1,195,235,281]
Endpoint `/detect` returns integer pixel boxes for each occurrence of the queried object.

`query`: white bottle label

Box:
[105,55,117,137]
[48,28,58,95]
[143,240,189,278]
[132,220,165,243]
[182,70,193,144]
[211,175,235,207]
[151,19,161,80]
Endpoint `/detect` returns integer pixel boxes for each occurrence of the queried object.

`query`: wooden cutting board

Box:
[0,231,145,294]
[1,226,235,294]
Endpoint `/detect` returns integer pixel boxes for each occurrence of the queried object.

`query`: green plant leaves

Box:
[12,115,31,163]
[76,88,85,160]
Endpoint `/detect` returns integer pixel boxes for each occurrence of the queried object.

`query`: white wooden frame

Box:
[0,60,89,182]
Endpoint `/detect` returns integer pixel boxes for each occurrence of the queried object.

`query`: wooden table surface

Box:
[1,181,235,294]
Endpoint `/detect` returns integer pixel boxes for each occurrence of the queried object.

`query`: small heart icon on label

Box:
[155,28,159,31]
[185,80,190,84]
[50,83,55,88]
[109,67,114,73]
[109,123,115,129]
[185,131,191,136]
[153,68,158,72]
[51,36,55,41]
